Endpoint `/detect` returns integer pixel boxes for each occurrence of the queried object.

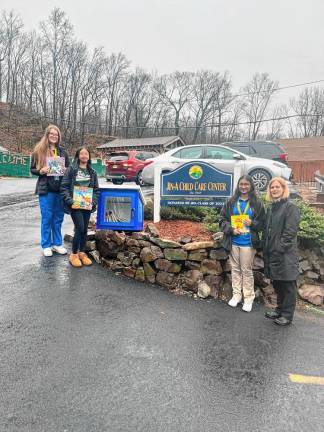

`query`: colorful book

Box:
[231,215,250,233]
[46,156,65,176]
[72,186,93,210]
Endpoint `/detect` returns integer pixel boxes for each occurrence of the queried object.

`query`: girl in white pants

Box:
[219,175,265,312]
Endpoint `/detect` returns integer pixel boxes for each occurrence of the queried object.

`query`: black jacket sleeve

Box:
[62,149,70,168]
[219,201,233,236]
[250,201,266,233]
[60,166,74,206]
[278,203,300,252]
[92,172,99,207]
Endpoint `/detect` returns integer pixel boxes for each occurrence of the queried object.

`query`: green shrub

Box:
[144,200,154,220]
[203,209,221,233]
[144,203,221,224]
[295,200,324,246]
[160,205,210,221]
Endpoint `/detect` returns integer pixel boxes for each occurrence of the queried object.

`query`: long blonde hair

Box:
[33,124,61,170]
[266,177,290,202]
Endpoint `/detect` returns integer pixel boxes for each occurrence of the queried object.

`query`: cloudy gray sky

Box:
[2,0,324,101]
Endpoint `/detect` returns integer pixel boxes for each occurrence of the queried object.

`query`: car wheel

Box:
[136,171,145,186]
[112,179,123,185]
[249,169,271,192]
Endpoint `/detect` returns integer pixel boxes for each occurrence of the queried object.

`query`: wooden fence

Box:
[288,160,324,183]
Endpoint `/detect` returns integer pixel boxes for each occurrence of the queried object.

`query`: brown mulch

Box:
[144,220,213,241]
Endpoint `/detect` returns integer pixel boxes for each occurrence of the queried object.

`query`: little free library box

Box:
[96,185,146,231]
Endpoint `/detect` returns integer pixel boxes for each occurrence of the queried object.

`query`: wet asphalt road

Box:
[0,178,324,432]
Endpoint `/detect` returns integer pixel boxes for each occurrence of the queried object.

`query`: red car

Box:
[105,150,158,185]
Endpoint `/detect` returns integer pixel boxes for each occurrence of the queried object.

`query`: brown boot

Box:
[78,252,92,266]
[69,253,82,267]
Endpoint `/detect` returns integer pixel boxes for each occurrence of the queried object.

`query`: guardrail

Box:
[315,170,324,192]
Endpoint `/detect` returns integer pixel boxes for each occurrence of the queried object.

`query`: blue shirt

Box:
[232,198,253,247]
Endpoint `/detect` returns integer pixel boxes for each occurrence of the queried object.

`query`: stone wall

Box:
[78,223,324,308]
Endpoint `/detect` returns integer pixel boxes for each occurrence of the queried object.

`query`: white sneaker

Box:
[228,296,241,308]
[242,303,253,313]
[43,248,53,257]
[52,245,67,255]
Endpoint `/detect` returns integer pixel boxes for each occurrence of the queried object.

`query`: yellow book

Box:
[231,215,250,233]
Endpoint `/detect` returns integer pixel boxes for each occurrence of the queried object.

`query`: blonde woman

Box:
[30,125,70,256]
[263,177,300,326]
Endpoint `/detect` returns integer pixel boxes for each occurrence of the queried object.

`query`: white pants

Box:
[229,245,256,304]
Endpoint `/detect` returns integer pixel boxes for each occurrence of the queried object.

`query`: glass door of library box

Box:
[97,190,138,230]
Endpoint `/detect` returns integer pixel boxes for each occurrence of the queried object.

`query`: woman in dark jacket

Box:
[219,175,265,312]
[60,147,99,268]
[30,124,70,257]
[263,177,300,326]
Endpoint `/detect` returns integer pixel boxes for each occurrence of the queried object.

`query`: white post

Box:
[233,163,242,191]
[153,164,162,223]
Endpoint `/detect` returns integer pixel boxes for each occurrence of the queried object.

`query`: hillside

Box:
[0,103,113,156]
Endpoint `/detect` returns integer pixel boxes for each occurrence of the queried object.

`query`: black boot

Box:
[265,310,281,319]
[274,317,291,326]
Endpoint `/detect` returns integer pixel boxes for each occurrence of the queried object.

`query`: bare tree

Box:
[217,98,244,143]
[154,71,193,135]
[103,52,130,136]
[0,10,23,103]
[40,8,73,123]
[265,105,286,139]
[117,68,159,138]
[189,70,220,143]
[241,73,278,140]
[290,86,324,137]
[212,71,235,143]
[0,15,8,101]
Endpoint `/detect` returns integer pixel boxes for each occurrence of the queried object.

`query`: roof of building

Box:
[97,135,184,150]
[276,137,324,161]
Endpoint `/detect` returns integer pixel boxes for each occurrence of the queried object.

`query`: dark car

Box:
[224,141,288,165]
[105,150,158,185]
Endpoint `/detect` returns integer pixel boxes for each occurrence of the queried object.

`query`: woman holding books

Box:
[61,147,99,267]
[263,178,300,326]
[30,125,70,257]
[219,175,265,312]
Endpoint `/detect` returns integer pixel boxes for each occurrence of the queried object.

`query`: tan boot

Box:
[69,253,82,267]
[78,252,92,266]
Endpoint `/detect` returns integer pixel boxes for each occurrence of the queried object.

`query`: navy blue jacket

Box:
[60,163,99,214]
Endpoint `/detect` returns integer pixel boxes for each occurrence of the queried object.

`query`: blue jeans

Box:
[39,192,64,249]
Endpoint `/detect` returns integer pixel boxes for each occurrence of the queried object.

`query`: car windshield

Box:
[172,147,203,159]
[107,153,129,161]
[205,146,236,160]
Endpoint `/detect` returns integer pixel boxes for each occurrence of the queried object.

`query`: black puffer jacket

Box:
[263,199,300,281]
[219,198,265,252]
[30,147,70,195]
[60,164,99,214]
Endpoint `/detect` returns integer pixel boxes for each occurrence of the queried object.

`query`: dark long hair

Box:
[228,175,258,208]
[74,147,92,170]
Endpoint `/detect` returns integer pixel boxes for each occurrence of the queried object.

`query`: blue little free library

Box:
[96,185,146,231]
